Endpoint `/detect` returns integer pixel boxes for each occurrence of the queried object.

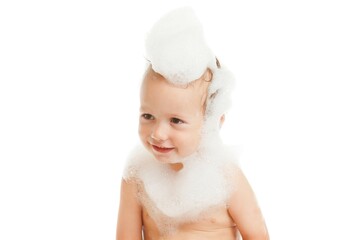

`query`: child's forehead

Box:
[142,73,200,98]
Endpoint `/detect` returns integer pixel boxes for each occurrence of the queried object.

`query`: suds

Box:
[123,138,239,234]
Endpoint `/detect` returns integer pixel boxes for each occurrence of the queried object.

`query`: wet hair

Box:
[198,57,222,114]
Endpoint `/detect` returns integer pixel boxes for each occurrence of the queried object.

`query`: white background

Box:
[1,0,359,239]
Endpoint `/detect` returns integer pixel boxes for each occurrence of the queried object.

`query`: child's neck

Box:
[169,163,183,172]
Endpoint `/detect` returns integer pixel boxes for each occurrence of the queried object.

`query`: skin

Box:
[116,68,269,240]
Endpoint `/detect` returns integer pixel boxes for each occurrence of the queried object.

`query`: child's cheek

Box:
[138,124,149,142]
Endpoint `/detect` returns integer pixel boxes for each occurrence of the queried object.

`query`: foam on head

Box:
[145,7,235,137]
[145,7,214,85]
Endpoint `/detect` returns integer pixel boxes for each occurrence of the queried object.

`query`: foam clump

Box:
[145,7,215,85]
[203,65,236,133]
[124,144,238,233]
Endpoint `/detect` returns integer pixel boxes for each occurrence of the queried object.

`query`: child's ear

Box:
[219,114,225,128]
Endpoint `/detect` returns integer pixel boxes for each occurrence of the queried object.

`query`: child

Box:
[116,7,269,240]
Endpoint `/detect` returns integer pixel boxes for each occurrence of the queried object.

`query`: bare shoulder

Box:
[222,163,252,198]
[227,166,270,240]
[116,178,143,240]
[121,178,141,197]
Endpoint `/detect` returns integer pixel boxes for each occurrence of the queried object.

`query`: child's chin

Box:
[154,155,181,164]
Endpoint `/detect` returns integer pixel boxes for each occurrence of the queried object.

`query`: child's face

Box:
[139,68,206,163]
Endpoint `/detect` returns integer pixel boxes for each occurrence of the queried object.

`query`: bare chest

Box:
[142,206,238,240]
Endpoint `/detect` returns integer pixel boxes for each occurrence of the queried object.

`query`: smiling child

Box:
[116,7,269,240]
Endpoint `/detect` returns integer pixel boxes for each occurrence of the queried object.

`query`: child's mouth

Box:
[152,145,175,153]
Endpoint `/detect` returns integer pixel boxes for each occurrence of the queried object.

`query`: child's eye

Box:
[170,118,184,124]
[142,113,154,120]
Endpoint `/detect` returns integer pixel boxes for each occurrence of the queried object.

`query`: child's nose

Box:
[151,122,168,141]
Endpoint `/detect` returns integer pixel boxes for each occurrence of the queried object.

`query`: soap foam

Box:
[145,7,214,85]
[124,141,238,234]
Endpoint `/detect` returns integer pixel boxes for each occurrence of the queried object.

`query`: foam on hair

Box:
[145,7,214,85]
